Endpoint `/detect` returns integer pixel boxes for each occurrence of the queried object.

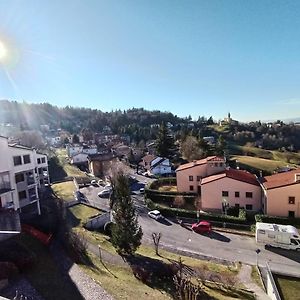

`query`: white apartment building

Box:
[0,136,49,215]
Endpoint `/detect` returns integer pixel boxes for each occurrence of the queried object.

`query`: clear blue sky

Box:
[0,0,300,122]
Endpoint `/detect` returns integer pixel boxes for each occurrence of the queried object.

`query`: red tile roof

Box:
[176,156,224,172]
[261,168,300,190]
[201,168,259,186]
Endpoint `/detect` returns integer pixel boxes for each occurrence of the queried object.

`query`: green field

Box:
[68,204,101,227]
[274,274,300,300]
[51,181,75,201]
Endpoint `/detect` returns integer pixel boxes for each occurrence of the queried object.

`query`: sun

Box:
[0,40,7,60]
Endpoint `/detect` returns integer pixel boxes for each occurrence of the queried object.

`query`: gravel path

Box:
[50,241,114,300]
[238,264,270,300]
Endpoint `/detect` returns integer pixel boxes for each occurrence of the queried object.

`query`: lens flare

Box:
[0,40,7,60]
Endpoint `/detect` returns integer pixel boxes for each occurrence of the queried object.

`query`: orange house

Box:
[261,169,300,218]
[176,156,225,193]
[201,169,261,213]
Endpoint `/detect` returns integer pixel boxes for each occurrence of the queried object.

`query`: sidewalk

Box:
[237,264,270,300]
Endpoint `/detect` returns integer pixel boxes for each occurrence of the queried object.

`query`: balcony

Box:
[26,173,35,186]
[0,182,12,195]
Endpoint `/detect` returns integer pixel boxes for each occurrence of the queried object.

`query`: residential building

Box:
[201,169,261,212]
[66,144,83,157]
[0,136,49,215]
[139,155,172,176]
[70,153,89,165]
[176,156,226,193]
[261,169,300,218]
[88,152,116,177]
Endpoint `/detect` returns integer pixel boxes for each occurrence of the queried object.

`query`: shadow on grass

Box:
[123,253,177,297]
[48,156,68,182]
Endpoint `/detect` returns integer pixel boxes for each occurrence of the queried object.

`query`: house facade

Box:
[88,152,116,177]
[0,136,49,215]
[176,156,226,193]
[140,155,172,175]
[201,169,261,212]
[261,169,300,218]
[71,153,89,165]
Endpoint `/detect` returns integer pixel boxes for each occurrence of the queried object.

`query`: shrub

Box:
[132,265,151,283]
[255,214,300,226]
[0,241,36,272]
[238,209,246,220]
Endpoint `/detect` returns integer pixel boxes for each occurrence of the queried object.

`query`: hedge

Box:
[255,214,300,226]
[145,199,247,224]
[148,177,177,190]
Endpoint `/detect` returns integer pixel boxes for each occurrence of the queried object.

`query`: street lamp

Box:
[255,248,261,266]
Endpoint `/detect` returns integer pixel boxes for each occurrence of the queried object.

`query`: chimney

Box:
[295,174,300,182]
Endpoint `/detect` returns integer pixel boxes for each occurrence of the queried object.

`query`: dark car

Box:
[74,191,86,202]
[191,221,212,234]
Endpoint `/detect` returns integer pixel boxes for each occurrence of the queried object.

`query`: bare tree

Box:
[152,232,162,255]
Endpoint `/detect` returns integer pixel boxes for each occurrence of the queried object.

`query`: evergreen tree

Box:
[72,134,80,143]
[111,174,143,255]
[156,122,175,158]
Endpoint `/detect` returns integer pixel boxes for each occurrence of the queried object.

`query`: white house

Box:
[66,144,83,157]
[139,155,172,176]
[0,135,49,215]
[71,153,89,165]
[82,144,97,155]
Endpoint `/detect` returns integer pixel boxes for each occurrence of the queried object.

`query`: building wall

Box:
[201,177,261,211]
[176,164,207,193]
[265,184,300,217]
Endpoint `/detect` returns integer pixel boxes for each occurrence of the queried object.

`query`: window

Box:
[196,176,201,182]
[15,173,25,184]
[288,197,295,204]
[41,157,46,163]
[13,156,22,166]
[28,188,37,201]
[37,158,41,164]
[23,154,31,164]
[219,163,223,167]
[235,204,240,208]
[245,204,253,210]
[246,192,253,198]
[38,168,43,175]
[189,185,194,191]
[235,191,240,198]
[189,176,193,181]
[214,163,218,167]
[291,239,299,245]
[18,190,27,200]
[288,211,295,218]
[258,229,265,234]
[222,191,229,197]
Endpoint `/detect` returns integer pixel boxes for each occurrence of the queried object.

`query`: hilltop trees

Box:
[111,174,143,255]
[156,122,175,158]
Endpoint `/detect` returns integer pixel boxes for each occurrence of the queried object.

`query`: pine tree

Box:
[111,174,143,255]
[156,122,175,158]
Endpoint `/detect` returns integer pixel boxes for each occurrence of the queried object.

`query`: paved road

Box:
[80,178,300,277]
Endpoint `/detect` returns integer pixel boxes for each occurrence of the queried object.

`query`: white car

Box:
[91,179,98,186]
[139,188,145,194]
[97,187,112,198]
[148,210,163,220]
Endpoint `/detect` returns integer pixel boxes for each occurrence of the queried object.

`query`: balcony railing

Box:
[0,182,12,194]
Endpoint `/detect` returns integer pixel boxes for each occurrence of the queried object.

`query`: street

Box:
[80,177,300,277]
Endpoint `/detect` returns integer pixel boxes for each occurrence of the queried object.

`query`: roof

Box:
[201,168,260,186]
[176,156,224,172]
[261,168,300,190]
[151,158,166,170]
[88,152,114,162]
[141,154,156,164]
[8,143,33,150]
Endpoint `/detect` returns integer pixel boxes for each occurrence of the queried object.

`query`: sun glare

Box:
[0,40,7,60]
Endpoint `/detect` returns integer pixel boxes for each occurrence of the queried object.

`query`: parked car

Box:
[98,179,104,186]
[191,221,212,234]
[97,187,112,198]
[148,210,163,220]
[91,179,98,186]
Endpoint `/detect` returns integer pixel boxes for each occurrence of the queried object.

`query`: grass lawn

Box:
[68,204,101,227]
[274,274,300,300]
[81,250,251,300]
[231,155,289,174]
[251,266,264,289]
[51,181,75,201]
[55,148,88,178]
[15,234,85,300]
[158,185,178,192]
